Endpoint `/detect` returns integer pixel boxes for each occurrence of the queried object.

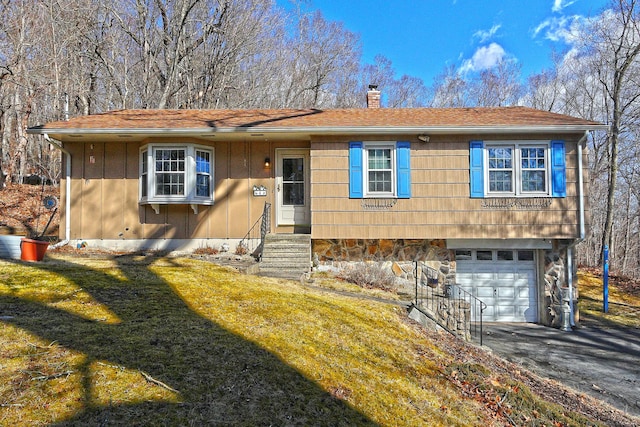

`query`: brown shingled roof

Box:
[29,106,604,134]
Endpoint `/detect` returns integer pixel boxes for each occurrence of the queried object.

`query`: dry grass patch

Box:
[578,270,640,328]
[157,258,484,426]
[1,255,487,426]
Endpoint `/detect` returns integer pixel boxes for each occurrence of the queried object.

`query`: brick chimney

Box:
[366,84,381,108]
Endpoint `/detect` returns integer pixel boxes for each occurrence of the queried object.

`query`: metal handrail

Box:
[413,261,487,345]
[238,202,271,260]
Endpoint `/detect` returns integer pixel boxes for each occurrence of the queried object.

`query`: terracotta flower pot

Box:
[20,238,49,261]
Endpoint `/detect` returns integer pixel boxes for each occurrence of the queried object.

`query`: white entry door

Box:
[456,249,538,322]
[276,149,310,226]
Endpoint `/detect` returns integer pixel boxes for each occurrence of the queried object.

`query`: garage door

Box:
[456,249,537,322]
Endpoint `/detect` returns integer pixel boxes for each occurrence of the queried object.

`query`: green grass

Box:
[0,255,630,426]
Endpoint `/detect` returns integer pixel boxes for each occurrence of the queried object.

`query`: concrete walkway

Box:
[481,322,640,418]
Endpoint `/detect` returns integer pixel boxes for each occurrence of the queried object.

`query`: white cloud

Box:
[533,15,585,44]
[459,43,507,74]
[473,24,502,43]
[552,0,577,13]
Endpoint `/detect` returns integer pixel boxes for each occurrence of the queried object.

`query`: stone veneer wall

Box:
[543,246,578,327]
[312,238,452,262]
[312,238,455,284]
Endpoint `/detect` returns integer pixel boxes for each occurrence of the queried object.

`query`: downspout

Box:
[566,131,589,327]
[44,134,71,247]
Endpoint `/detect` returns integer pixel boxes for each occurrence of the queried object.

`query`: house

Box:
[27,88,606,326]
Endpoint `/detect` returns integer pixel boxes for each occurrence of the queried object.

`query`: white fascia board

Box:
[28,124,607,137]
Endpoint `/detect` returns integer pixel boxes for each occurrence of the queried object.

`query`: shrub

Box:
[235,243,248,255]
[193,246,219,255]
[338,262,397,292]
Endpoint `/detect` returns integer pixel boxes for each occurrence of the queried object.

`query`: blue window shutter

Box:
[349,141,363,198]
[396,141,411,198]
[469,140,484,198]
[551,140,566,197]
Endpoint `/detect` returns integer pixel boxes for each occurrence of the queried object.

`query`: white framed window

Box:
[364,142,396,197]
[155,148,186,196]
[140,144,214,208]
[485,142,551,197]
[349,140,411,199]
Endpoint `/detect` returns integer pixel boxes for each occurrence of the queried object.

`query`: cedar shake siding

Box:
[28,106,604,243]
[309,133,587,240]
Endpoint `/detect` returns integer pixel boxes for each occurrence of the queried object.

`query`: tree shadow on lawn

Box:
[1,255,375,426]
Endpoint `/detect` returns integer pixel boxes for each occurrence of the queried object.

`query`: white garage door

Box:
[456,249,538,322]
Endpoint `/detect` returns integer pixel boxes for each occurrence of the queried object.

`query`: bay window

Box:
[140,144,214,211]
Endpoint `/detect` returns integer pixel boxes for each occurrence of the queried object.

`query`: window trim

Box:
[364,141,396,198]
[139,143,214,207]
[349,140,411,199]
[153,146,187,198]
[470,140,565,198]
[485,141,551,197]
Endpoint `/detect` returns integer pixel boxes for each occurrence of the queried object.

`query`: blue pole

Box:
[603,245,609,313]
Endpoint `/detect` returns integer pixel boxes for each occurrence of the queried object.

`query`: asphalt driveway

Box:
[481,322,640,418]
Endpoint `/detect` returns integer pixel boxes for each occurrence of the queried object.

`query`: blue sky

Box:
[278,0,607,85]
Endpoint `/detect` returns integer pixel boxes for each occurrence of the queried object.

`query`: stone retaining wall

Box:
[313,238,450,262]
[313,238,456,296]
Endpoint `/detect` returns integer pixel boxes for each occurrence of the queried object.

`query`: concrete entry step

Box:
[259,233,311,279]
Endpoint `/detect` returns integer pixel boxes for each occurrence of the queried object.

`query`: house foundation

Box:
[312,238,579,329]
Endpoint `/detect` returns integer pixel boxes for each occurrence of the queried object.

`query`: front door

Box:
[276,149,310,226]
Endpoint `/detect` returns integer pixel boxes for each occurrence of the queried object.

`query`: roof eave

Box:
[28,124,608,137]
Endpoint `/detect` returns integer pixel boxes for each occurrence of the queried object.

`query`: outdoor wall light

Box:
[264,157,271,168]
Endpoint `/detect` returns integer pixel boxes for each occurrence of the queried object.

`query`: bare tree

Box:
[110,0,228,109]
[429,65,469,107]
[468,59,522,107]
[584,0,640,264]
[524,68,562,111]
[0,0,50,183]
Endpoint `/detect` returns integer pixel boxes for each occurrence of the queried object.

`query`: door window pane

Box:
[282,157,305,206]
[283,158,304,182]
[497,250,514,261]
[283,183,304,205]
[476,250,493,261]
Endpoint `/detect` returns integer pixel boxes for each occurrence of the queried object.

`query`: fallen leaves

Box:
[0,184,59,237]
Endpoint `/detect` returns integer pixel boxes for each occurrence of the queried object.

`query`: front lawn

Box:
[1,254,635,426]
